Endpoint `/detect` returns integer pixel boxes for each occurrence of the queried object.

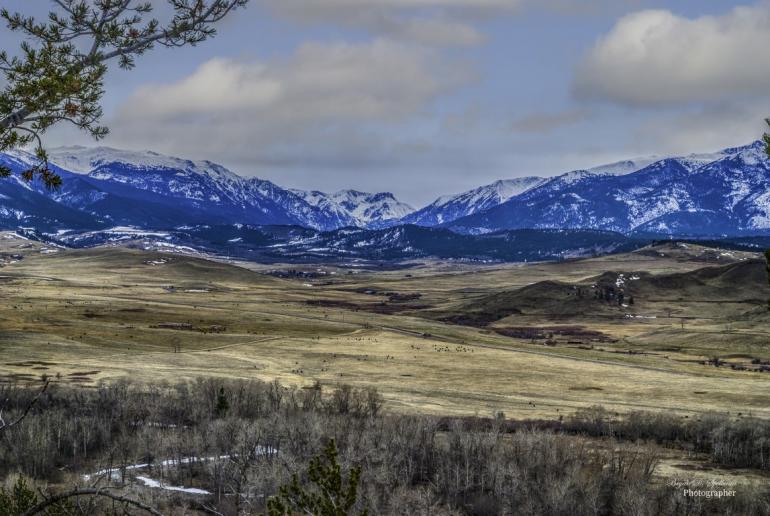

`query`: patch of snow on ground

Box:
[153,242,199,253]
[135,476,211,495]
[102,226,171,237]
[2,232,30,240]
[83,448,275,483]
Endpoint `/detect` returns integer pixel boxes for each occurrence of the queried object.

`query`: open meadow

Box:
[1,232,769,420]
[3,232,770,512]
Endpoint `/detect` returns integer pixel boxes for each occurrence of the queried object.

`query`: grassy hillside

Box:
[1,232,769,422]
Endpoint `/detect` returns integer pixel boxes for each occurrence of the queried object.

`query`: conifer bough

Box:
[0,0,249,188]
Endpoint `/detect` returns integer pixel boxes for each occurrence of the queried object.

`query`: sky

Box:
[3,0,770,206]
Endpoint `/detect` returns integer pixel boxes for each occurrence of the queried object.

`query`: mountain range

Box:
[442,142,770,236]
[45,224,641,264]
[0,141,769,259]
[0,146,413,232]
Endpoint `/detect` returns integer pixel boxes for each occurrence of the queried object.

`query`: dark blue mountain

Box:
[51,223,640,263]
[402,177,548,226]
[2,141,769,249]
[0,147,415,232]
[443,142,770,237]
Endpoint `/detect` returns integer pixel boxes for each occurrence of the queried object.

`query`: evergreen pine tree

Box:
[1,1,248,187]
[215,386,229,417]
[266,439,368,516]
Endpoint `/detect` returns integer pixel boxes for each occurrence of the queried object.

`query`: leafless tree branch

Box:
[19,487,165,516]
[0,378,50,434]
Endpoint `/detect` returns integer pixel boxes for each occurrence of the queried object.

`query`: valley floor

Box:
[2,231,770,508]
[1,232,768,421]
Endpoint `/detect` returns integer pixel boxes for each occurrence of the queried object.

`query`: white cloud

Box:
[111,39,472,166]
[633,102,769,155]
[574,4,770,106]
[128,60,282,116]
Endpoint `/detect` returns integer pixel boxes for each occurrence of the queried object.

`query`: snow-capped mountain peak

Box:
[484,178,549,203]
[292,189,415,228]
[402,176,547,226]
[5,145,416,231]
[46,146,243,183]
[586,157,661,176]
[443,140,770,235]
[404,141,770,230]
[2,140,769,238]
[581,141,765,177]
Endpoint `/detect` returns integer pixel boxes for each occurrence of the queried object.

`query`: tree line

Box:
[2,378,770,515]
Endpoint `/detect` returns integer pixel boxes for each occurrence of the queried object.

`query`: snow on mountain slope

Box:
[0,155,106,231]
[403,143,766,229]
[48,146,266,205]
[587,157,661,176]
[6,146,414,230]
[402,177,547,226]
[2,147,328,228]
[293,189,415,228]
[444,141,770,236]
[2,141,769,238]
[46,146,239,179]
[585,148,733,176]
[330,190,415,228]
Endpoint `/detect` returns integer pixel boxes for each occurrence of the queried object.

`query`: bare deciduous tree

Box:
[19,487,164,516]
[0,378,49,435]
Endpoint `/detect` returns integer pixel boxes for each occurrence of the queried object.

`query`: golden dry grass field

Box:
[1,231,769,421]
